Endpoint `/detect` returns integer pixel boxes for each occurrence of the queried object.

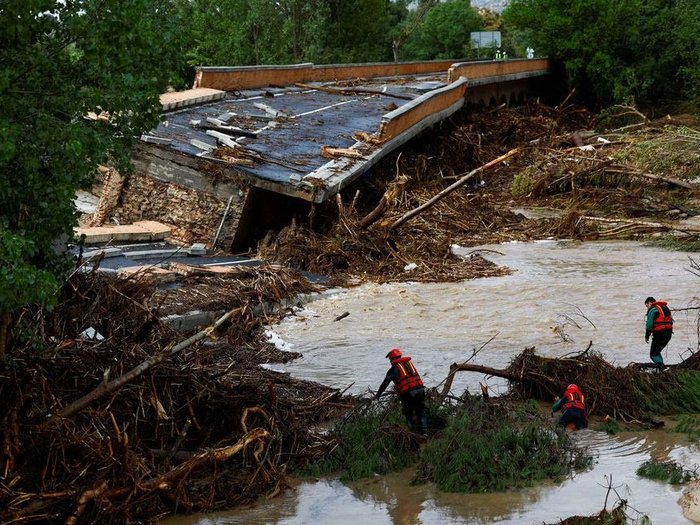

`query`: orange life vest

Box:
[650,301,673,332]
[563,386,586,412]
[390,356,424,395]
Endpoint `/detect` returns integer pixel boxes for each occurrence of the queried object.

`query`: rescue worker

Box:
[552,383,587,431]
[375,348,428,436]
[645,296,673,369]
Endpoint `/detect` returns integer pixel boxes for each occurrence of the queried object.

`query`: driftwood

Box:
[389,149,519,230]
[49,307,241,423]
[439,362,518,401]
[580,216,669,239]
[605,164,693,189]
[320,146,365,160]
[359,196,390,229]
[359,173,409,229]
[8,429,269,524]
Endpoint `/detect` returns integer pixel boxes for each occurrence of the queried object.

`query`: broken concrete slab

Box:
[82,247,125,259]
[75,220,172,244]
[160,88,226,111]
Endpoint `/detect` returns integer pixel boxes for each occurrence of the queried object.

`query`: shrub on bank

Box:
[304,396,591,492]
[302,400,420,481]
[416,397,591,492]
[637,459,697,484]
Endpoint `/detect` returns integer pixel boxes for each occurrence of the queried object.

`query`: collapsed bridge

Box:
[98,58,551,250]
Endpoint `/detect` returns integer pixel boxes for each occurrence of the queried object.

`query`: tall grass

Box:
[303,397,591,492]
[648,235,700,252]
[636,371,700,414]
[675,414,700,440]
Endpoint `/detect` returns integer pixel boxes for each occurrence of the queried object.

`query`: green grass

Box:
[637,459,697,484]
[302,397,591,492]
[674,414,700,440]
[636,370,700,414]
[302,400,419,481]
[415,397,591,493]
[597,418,622,435]
[648,234,700,252]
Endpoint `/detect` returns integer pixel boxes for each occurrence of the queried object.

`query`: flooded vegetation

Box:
[163,240,700,525]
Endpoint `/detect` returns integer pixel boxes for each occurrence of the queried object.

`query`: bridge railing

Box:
[194,59,460,91]
[447,58,550,83]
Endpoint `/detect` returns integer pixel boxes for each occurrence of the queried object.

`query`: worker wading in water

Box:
[376,348,428,436]
[552,383,588,432]
[645,296,673,369]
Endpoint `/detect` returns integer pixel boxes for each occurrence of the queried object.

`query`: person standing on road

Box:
[552,383,588,431]
[376,348,428,436]
[645,296,673,369]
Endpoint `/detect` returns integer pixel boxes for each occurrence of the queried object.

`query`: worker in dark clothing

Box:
[552,383,587,431]
[645,296,673,369]
[376,348,428,436]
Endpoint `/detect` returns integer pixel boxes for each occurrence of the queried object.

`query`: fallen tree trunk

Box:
[437,346,700,422]
[390,149,519,230]
[439,362,519,401]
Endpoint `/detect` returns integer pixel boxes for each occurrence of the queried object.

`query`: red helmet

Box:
[566,384,580,393]
[386,348,402,360]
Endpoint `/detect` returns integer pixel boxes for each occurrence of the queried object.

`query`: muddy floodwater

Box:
[165,241,700,524]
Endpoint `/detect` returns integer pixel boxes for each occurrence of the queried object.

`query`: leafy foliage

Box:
[0,1,180,351]
[175,0,486,69]
[302,400,419,481]
[401,0,482,60]
[503,0,700,108]
[637,459,697,484]
[176,0,393,67]
[416,397,591,492]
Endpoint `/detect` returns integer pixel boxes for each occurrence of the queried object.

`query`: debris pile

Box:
[0,266,349,524]
[442,346,700,422]
[260,103,700,283]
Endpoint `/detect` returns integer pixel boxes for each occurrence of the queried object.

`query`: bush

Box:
[511,169,536,197]
[302,399,419,481]
[415,397,591,492]
[637,459,697,484]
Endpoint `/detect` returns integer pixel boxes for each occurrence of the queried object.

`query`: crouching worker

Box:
[376,348,428,436]
[552,383,588,432]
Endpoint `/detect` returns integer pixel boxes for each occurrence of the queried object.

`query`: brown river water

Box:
[164,241,700,524]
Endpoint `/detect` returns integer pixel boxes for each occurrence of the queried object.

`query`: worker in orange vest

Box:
[376,348,428,436]
[645,296,673,369]
[552,383,588,431]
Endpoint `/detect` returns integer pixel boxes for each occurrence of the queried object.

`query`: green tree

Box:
[402,0,482,60]
[504,0,700,108]
[321,0,392,63]
[177,0,397,67]
[178,0,294,67]
[0,1,180,359]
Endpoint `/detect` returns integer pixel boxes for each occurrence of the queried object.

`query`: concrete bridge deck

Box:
[140,59,550,205]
